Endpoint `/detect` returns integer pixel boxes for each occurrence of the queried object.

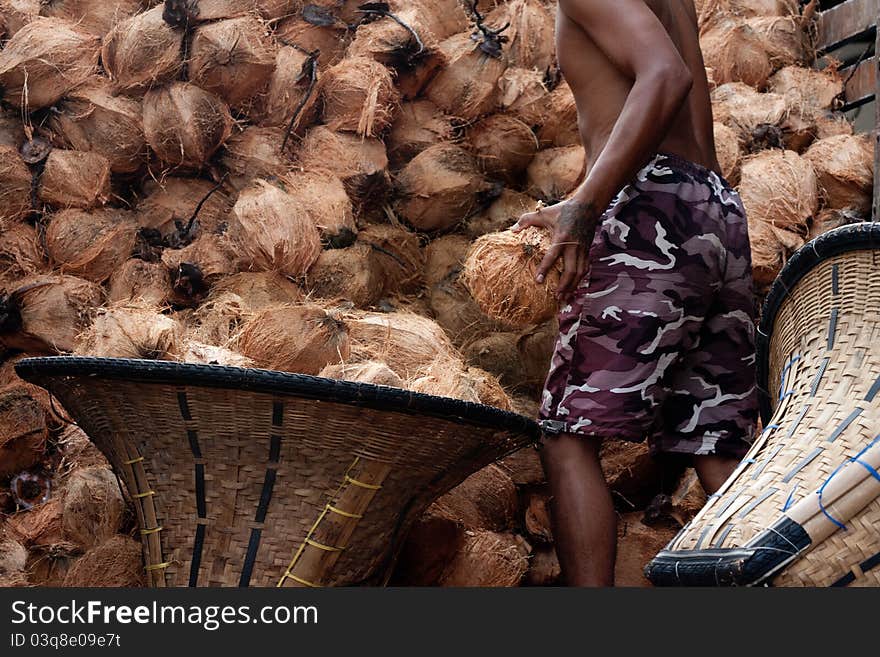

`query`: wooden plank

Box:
[818,0,879,51]
[873,9,880,221]
[840,55,877,106]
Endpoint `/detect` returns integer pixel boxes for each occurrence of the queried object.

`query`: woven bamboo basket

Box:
[16,357,539,587]
[646,222,880,587]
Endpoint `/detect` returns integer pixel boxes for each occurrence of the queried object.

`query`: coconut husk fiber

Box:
[189,0,300,22]
[526,146,586,202]
[46,208,136,283]
[220,126,291,191]
[189,16,278,113]
[321,56,399,137]
[394,143,492,232]
[739,149,818,235]
[714,121,742,185]
[187,292,249,345]
[5,496,72,553]
[485,0,555,71]
[182,340,256,368]
[210,271,303,310]
[386,99,454,169]
[318,360,404,388]
[710,82,787,147]
[699,18,772,89]
[62,535,144,588]
[390,507,465,586]
[516,318,558,388]
[228,179,322,277]
[0,274,103,353]
[524,491,553,543]
[143,82,233,169]
[257,45,322,131]
[47,80,146,175]
[467,113,538,184]
[747,217,785,287]
[745,16,809,69]
[305,243,384,308]
[0,221,45,285]
[61,466,125,552]
[463,227,561,328]
[469,366,514,411]
[406,356,482,404]
[136,176,235,241]
[768,65,844,151]
[0,109,25,148]
[284,169,356,247]
[395,0,468,41]
[0,17,99,110]
[296,126,390,209]
[0,384,48,479]
[76,305,184,360]
[40,0,142,36]
[38,150,111,210]
[344,310,455,379]
[425,234,470,288]
[0,0,40,39]
[803,134,873,214]
[275,11,350,69]
[0,537,28,588]
[102,6,183,95]
[425,30,508,121]
[439,530,530,587]
[432,464,518,532]
[162,233,241,305]
[238,303,350,374]
[56,424,108,476]
[536,83,581,148]
[523,546,561,587]
[358,224,424,295]
[466,188,540,239]
[808,207,865,242]
[497,67,551,128]
[699,0,800,26]
[815,111,854,141]
[109,259,171,306]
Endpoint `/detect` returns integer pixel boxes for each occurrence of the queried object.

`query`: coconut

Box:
[238,303,350,374]
[432,463,518,531]
[463,331,524,387]
[517,319,558,387]
[466,189,540,238]
[46,80,146,175]
[406,356,481,404]
[0,147,32,223]
[0,537,28,587]
[714,121,742,185]
[358,224,424,295]
[425,30,508,121]
[463,227,561,328]
[699,0,799,25]
[296,126,390,209]
[321,56,399,137]
[318,360,404,388]
[808,208,865,242]
[803,134,873,214]
[162,233,240,305]
[710,82,787,146]
[0,385,48,479]
[0,17,99,110]
[102,6,183,95]
[38,150,111,210]
[467,113,538,183]
[61,466,125,551]
[257,45,322,132]
[768,65,844,151]
[187,292,248,345]
[306,244,384,307]
[699,19,772,88]
[228,180,322,277]
[136,176,234,241]
[182,340,255,367]
[56,424,108,476]
[344,311,455,378]
[535,83,580,148]
[189,16,277,113]
[191,0,300,22]
[0,221,45,284]
[46,208,135,283]
[40,0,142,36]
[386,100,454,169]
[76,305,183,360]
[108,259,172,307]
[210,271,303,310]
[526,146,586,202]
[61,535,143,587]
[398,0,468,40]
[485,0,555,71]
[394,143,492,232]
[497,67,551,127]
[143,83,233,170]
[0,109,25,149]
[425,234,471,288]
[0,274,103,353]
[439,530,530,587]
[815,112,854,141]
[468,366,514,411]
[275,11,350,69]
[0,0,40,38]
[284,169,356,247]
[220,126,290,191]
[745,16,807,69]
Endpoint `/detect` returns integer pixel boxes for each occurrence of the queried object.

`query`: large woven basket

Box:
[646,222,880,587]
[16,357,539,587]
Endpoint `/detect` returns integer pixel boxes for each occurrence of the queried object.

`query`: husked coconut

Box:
[319,360,404,388]
[406,357,481,404]
[161,233,240,305]
[497,67,551,127]
[463,331,524,387]
[0,385,48,479]
[38,150,111,210]
[102,6,183,95]
[815,112,854,141]
[808,208,864,242]
[321,56,399,137]
[699,19,772,88]
[257,45,322,132]
[40,0,142,36]
[439,530,530,587]
[699,0,799,26]
[46,208,136,282]
[745,16,807,68]
[220,126,290,191]
[76,305,184,360]
[0,0,40,39]
[710,82,787,146]
[0,145,31,222]
[397,0,468,40]
[432,464,518,531]
[275,10,350,69]
[0,109,25,148]
[284,169,356,247]
[517,319,559,387]
[108,259,172,306]
[394,143,492,232]
[526,146,586,202]
[0,274,103,353]
[189,16,277,112]
[425,31,508,121]
[386,100,454,169]
[536,83,580,148]
[714,122,742,184]
[182,340,255,367]
[62,535,144,587]
[425,234,471,288]
[306,244,384,308]
[803,134,873,213]
[228,180,322,277]
[485,0,555,71]
[238,303,350,374]
[463,227,561,327]
[0,17,100,110]
[468,366,514,411]
[467,113,538,183]
[143,82,233,169]
[358,224,425,295]
[0,221,45,285]
[188,0,301,22]
[210,271,303,310]
[187,292,248,345]
[768,66,844,151]
[0,537,28,587]
[466,189,540,238]
[61,466,125,551]
[136,176,234,241]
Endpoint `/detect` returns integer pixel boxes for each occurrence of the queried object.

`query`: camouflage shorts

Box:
[539,153,758,458]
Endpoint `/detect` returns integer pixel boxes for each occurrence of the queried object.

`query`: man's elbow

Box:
[654,61,693,105]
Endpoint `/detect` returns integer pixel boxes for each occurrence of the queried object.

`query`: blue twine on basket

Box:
[783,484,799,512]
[778,356,801,401]
[815,434,880,531]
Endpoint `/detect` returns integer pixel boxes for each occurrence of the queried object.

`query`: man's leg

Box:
[540,433,616,586]
[694,454,740,495]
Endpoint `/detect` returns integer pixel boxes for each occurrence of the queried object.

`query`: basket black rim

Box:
[15,356,541,440]
[756,221,880,424]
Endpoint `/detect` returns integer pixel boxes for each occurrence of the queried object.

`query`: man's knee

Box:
[539,433,602,475]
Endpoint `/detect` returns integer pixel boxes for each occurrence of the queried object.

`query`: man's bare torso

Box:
[557,0,720,176]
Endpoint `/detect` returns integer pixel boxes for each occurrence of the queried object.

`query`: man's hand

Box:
[512,199,600,299]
